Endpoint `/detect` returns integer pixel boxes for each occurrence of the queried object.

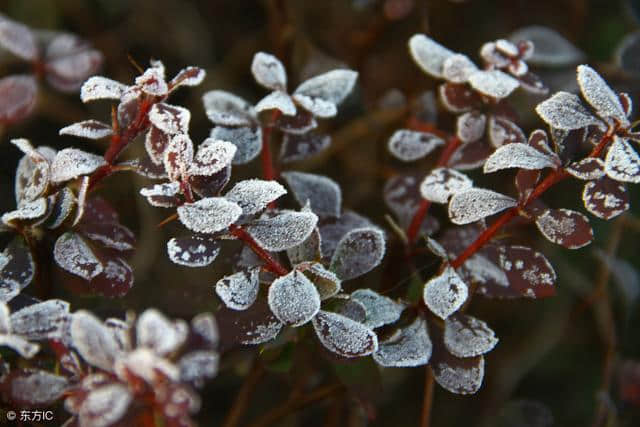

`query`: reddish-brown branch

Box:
[261,110,282,183]
[229,224,288,276]
[420,368,435,427]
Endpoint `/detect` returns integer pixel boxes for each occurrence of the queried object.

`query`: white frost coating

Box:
[202,90,255,127]
[245,210,318,251]
[468,70,519,99]
[535,91,601,130]
[448,188,516,225]
[312,310,378,357]
[189,139,237,177]
[444,315,498,358]
[210,126,262,165]
[179,350,219,386]
[582,179,629,220]
[292,93,337,118]
[351,289,403,329]
[10,299,70,340]
[294,69,358,105]
[408,34,454,78]
[419,168,473,204]
[215,268,260,311]
[50,148,106,184]
[224,179,287,215]
[577,65,628,125]
[387,129,444,162]
[281,171,342,218]
[2,197,48,224]
[170,66,206,87]
[80,76,127,103]
[73,177,90,226]
[0,18,37,60]
[165,134,194,181]
[535,208,593,249]
[78,383,132,427]
[432,355,484,395]
[136,309,188,356]
[442,54,478,83]
[114,348,179,384]
[456,112,486,143]
[268,270,321,326]
[70,311,120,372]
[426,237,448,259]
[251,52,287,91]
[484,143,558,173]
[167,236,220,267]
[148,103,191,135]
[241,320,283,345]
[177,198,242,234]
[510,26,584,66]
[254,91,296,116]
[423,266,468,319]
[303,262,341,299]
[54,232,103,280]
[59,120,113,139]
[566,158,605,180]
[140,182,181,207]
[135,66,168,96]
[329,227,386,281]
[373,317,432,367]
[9,370,69,405]
[604,136,640,183]
[0,333,39,358]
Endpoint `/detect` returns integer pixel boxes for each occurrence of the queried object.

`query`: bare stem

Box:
[420,368,435,427]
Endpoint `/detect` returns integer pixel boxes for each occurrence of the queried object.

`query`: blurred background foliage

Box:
[1,0,640,426]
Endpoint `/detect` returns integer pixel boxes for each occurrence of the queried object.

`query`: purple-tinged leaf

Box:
[50,148,106,184]
[268,270,321,326]
[567,157,605,180]
[140,182,181,208]
[6,369,68,406]
[116,86,142,128]
[89,256,133,297]
[447,138,493,170]
[535,91,602,130]
[202,90,255,127]
[280,132,330,163]
[294,69,357,108]
[44,187,75,229]
[245,210,318,251]
[319,211,373,259]
[216,268,260,310]
[577,65,628,126]
[164,134,194,181]
[515,169,541,201]
[420,167,473,204]
[604,136,640,183]
[373,317,432,367]
[168,236,220,267]
[190,164,231,198]
[484,143,558,173]
[281,172,341,218]
[0,238,35,302]
[137,309,188,356]
[442,54,478,84]
[301,262,341,300]
[0,75,37,123]
[177,198,242,234]
[431,351,484,395]
[351,289,403,329]
[439,82,481,113]
[135,66,168,96]
[189,139,236,177]
[224,179,287,215]
[127,155,168,179]
[70,311,120,372]
[456,112,486,143]
[210,125,262,165]
[60,120,113,140]
[444,315,498,358]
[54,232,103,280]
[287,228,322,265]
[312,310,378,357]
[384,173,440,232]
[510,26,584,66]
[169,66,205,88]
[468,70,519,99]
[488,115,526,148]
[387,129,444,161]
[517,71,549,95]
[216,297,283,347]
[149,103,190,135]
[498,245,556,298]
[78,383,132,427]
[79,222,135,251]
[448,188,516,225]
[329,227,385,281]
[80,76,127,103]
[408,35,454,78]
[423,266,468,319]
[251,52,287,91]
[582,177,629,220]
[254,91,296,116]
[276,109,318,135]
[0,18,37,60]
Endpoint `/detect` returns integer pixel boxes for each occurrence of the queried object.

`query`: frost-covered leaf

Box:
[408,34,454,78]
[351,289,403,329]
[136,310,188,356]
[179,350,219,387]
[50,148,106,184]
[169,66,206,88]
[498,245,556,298]
[420,168,473,204]
[0,75,37,123]
[189,139,237,177]
[484,143,558,173]
[0,18,37,60]
[70,311,121,372]
[60,120,112,140]
[294,69,357,107]
[439,82,481,113]
[582,177,629,220]
[268,270,320,326]
[54,232,103,280]
[384,173,435,231]
[567,157,605,180]
[319,211,374,259]
[224,179,287,215]
[43,34,103,92]
[287,228,322,265]
[423,266,468,319]
[444,315,498,358]
[373,317,432,367]
[604,136,640,183]
[517,71,549,95]
[164,134,193,181]
[79,222,135,251]
[329,227,385,281]
[468,70,519,99]
[80,76,127,103]
[216,297,283,346]
[510,26,584,66]
[0,333,39,358]
[535,208,593,249]
[216,268,260,311]
[168,236,220,267]
[535,92,601,130]
[456,112,486,143]
[202,90,255,127]
[448,189,516,225]
[135,66,168,96]
[276,109,318,135]
[442,54,478,84]
[0,238,35,302]
[387,129,444,161]
[190,164,231,198]
[255,90,296,116]
[245,210,318,252]
[78,383,132,427]
[10,299,69,340]
[177,198,242,234]
[1,197,48,225]
[577,65,628,125]
[301,262,341,300]
[210,125,262,165]
[13,141,54,205]
[140,182,181,208]
[488,115,526,147]
[251,52,287,91]
[6,369,68,406]
[191,312,219,347]
[447,138,493,170]
[149,103,190,135]
[89,256,133,298]
[281,171,341,218]
[280,132,330,163]
[312,310,378,357]
[431,352,484,395]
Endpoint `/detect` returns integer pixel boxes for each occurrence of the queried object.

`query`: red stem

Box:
[261,110,282,182]
[229,224,288,276]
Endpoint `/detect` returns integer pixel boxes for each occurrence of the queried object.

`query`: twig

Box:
[223,359,266,427]
[420,368,435,427]
[229,224,289,276]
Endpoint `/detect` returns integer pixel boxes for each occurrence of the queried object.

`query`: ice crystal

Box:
[419,167,473,204]
[281,171,342,218]
[312,310,378,357]
[444,315,498,358]
[224,179,287,215]
[373,317,432,367]
[329,227,385,281]
[215,268,260,311]
[448,188,516,225]
[423,266,468,319]
[177,198,242,234]
[387,129,444,162]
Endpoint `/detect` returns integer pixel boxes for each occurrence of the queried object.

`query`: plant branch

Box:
[229,224,288,276]
[420,368,435,427]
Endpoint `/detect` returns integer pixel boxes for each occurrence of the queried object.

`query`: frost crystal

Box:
[420,168,473,204]
[444,315,498,358]
[604,136,640,183]
[456,112,486,143]
[10,299,70,340]
[177,198,242,234]
[351,289,403,329]
[281,171,342,218]
[373,317,432,367]
[167,236,220,267]
[136,309,188,356]
[387,129,444,162]
[140,182,181,208]
[50,148,106,184]
[215,268,260,311]
[484,143,558,173]
[80,76,127,103]
[245,210,318,251]
[189,139,237,177]
[312,310,378,357]
[293,69,358,118]
[535,91,601,130]
[577,65,628,125]
[202,90,255,127]
[442,54,478,83]
[254,91,296,116]
[9,370,69,405]
[448,188,516,225]
[423,266,468,319]
[408,34,454,78]
[2,197,48,225]
[149,103,191,135]
[329,227,385,281]
[432,354,484,395]
[582,177,629,220]
[268,270,320,326]
[210,126,262,165]
[224,179,287,215]
[488,116,527,147]
[535,208,593,249]
[78,383,132,427]
[251,52,287,91]
[60,120,113,139]
[54,232,103,280]
[468,70,519,99]
[71,311,121,372]
[567,158,605,180]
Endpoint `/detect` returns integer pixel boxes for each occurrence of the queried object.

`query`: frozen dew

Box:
[245,209,318,252]
[224,179,287,215]
[170,66,206,88]
[387,129,444,162]
[80,76,127,103]
[287,226,322,265]
[582,177,629,220]
[456,112,486,144]
[499,245,556,298]
[8,369,69,406]
[577,64,628,125]
[0,18,37,60]
[567,157,605,180]
[484,143,558,173]
[0,75,38,123]
[281,171,341,218]
[177,198,242,234]
[448,188,516,225]
[442,54,478,84]
[329,227,385,281]
[10,299,70,340]
[294,69,358,106]
[50,148,106,184]
[293,93,336,118]
[280,132,330,163]
[210,125,262,165]
[373,317,432,367]
[351,289,403,329]
[189,138,237,177]
[535,208,593,249]
[140,182,181,208]
[215,268,260,311]
[78,383,133,427]
[268,270,321,326]
[420,167,473,204]
[468,70,519,99]
[302,262,341,300]
[135,66,168,96]
[203,90,256,127]
[444,315,498,358]
[251,52,287,91]
[432,353,485,395]
[149,103,191,135]
[255,90,296,116]
[488,115,527,147]
[54,232,103,280]
[510,26,584,66]
[423,266,468,319]
[439,82,481,114]
[80,222,135,251]
[137,309,188,356]
[408,34,454,78]
[312,310,378,357]
[535,91,602,130]
[167,236,220,267]
[70,311,121,372]
[60,120,113,140]
[604,136,640,183]
[179,350,219,387]
[2,197,48,225]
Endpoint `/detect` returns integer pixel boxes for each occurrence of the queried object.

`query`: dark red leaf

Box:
[535,208,593,249]
[0,75,37,123]
[280,133,331,163]
[447,138,493,170]
[582,177,630,220]
[439,83,482,113]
